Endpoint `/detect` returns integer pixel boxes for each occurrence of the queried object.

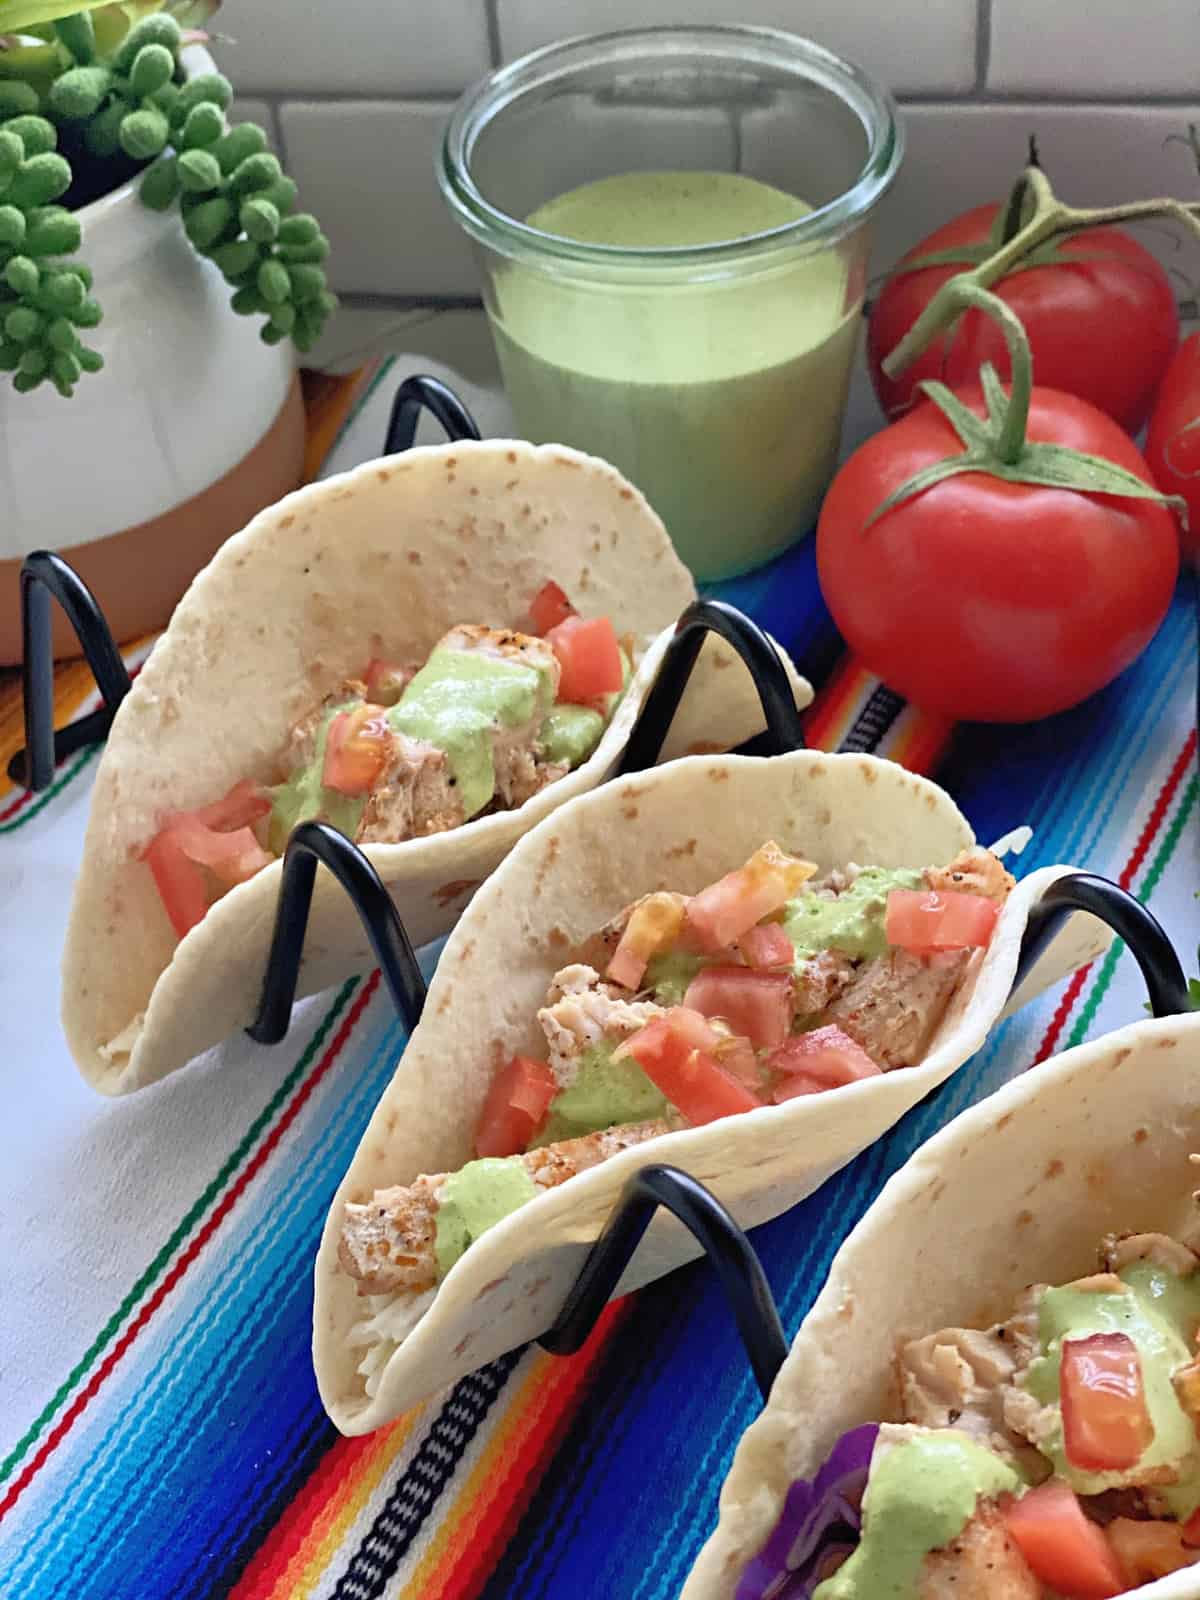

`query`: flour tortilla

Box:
[683,1011,1200,1600]
[62,440,811,1096]
[312,750,1110,1435]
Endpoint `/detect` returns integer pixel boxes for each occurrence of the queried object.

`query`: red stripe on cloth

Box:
[0,786,31,822]
[1032,730,1196,1065]
[431,1302,631,1600]
[802,654,864,751]
[0,970,382,1525]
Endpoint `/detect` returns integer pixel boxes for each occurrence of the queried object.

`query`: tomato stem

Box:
[943,283,1032,462]
[881,164,1200,379]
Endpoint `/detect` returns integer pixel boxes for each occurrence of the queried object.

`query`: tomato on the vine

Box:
[1145,330,1200,563]
[868,202,1178,433]
[818,382,1178,722]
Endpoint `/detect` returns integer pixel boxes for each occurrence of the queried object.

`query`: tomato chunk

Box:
[143,779,274,937]
[683,966,792,1050]
[622,1008,762,1125]
[363,658,410,705]
[885,888,999,954]
[529,579,577,635]
[546,615,623,702]
[606,893,686,991]
[738,922,795,971]
[1060,1332,1153,1473]
[474,1055,558,1158]
[1107,1519,1199,1585]
[767,1026,881,1102]
[323,704,392,797]
[685,843,817,953]
[192,777,271,831]
[144,830,210,939]
[1003,1482,1123,1599]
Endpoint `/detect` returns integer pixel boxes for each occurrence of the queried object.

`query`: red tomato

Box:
[768,1025,881,1102]
[1003,1482,1123,1599]
[529,579,576,635]
[191,778,271,831]
[885,888,999,953]
[363,658,411,704]
[817,386,1180,721]
[144,780,274,937]
[686,843,815,952]
[1107,1519,1199,1586]
[1145,329,1200,564]
[739,923,795,971]
[683,966,792,1049]
[323,704,392,796]
[144,831,210,939]
[623,1008,762,1124]
[546,615,623,702]
[1060,1332,1153,1472]
[869,202,1178,433]
[474,1055,558,1158]
[606,893,686,991]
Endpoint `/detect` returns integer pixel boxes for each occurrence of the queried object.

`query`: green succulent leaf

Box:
[0,1,114,34]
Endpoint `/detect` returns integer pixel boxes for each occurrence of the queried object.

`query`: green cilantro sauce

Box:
[1022,1261,1200,1515]
[782,867,924,963]
[390,646,556,821]
[644,949,709,1005]
[268,703,365,852]
[433,1157,538,1278]
[814,1431,1021,1600]
[531,1043,667,1147]
[538,704,605,767]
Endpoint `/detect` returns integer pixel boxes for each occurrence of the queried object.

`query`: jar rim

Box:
[439,24,904,274]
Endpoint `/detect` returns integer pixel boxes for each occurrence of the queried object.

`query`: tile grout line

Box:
[484,0,503,68]
[975,0,993,93]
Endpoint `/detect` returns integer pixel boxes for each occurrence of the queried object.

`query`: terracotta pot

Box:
[0,49,306,663]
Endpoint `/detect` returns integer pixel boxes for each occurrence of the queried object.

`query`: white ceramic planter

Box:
[0,48,306,660]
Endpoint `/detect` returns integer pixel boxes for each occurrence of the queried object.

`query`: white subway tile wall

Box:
[220,2,1200,306]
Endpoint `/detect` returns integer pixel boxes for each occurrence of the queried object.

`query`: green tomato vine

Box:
[0,8,335,397]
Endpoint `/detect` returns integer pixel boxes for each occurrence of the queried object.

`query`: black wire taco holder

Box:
[10,374,1195,1391]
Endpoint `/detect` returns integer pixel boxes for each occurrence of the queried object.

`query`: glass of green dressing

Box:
[439,26,903,581]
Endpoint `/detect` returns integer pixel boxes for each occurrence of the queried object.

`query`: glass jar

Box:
[440,25,902,582]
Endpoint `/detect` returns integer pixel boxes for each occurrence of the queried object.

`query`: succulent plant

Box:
[0,3,335,396]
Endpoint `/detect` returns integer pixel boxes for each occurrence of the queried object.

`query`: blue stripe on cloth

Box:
[1,1003,406,1600]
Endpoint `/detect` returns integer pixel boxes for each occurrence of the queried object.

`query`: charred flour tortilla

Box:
[63,441,809,1096]
[312,751,1109,1436]
[684,1013,1200,1600]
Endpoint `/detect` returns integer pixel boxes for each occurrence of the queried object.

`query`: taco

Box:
[685,1012,1200,1600]
[62,440,809,1096]
[312,750,1110,1435]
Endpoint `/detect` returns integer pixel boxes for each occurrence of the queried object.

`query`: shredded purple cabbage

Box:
[735,1424,879,1600]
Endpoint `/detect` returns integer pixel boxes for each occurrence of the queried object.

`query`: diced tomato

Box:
[606,893,686,991]
[1003,1482,1124,1599]
[1060,1332,1153,1473]
[683,966,792,1050]
[1107,1519,1199,1585]
[685,842,816,953]
[144,830,210,939]
[1184,1506,1200,1548]
[546,615,623,702]
[767,1026,881,1102]
[165,813,273,890]
[191,777,271,831]
[143,778,274,937]
[363,658,411,705]
[474,1055,558,1158]
[323,703,392,796]
[738,922,795,971]
[529,579,577,635]
[622,1007,762,1125]
[884,888,999,954]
